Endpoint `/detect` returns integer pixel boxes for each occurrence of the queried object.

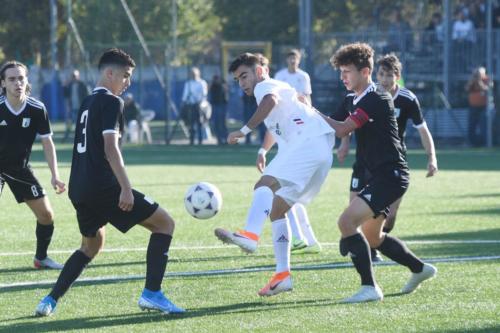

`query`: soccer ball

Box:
[184,182,223,219]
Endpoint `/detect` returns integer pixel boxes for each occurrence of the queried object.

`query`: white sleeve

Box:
[254,81,280,105]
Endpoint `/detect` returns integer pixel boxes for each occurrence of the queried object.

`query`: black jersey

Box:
[68,87,124,202]
[392,85,424,151]
[0,95,52,170]
[332,83,407,174]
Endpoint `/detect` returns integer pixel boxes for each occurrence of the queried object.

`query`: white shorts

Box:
[263,133,334,205]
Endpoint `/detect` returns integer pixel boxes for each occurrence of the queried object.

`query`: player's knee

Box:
[37,208,54,224]
[146,207,175,235]
[337,214,354,235]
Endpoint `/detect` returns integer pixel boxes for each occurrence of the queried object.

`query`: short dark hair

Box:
[330,42,374,72]
[98,48,136,71]
[229,53,261,73]
[287,49,301,58]
[377,53,402,75]
[255,53,269,67]
[0,61,31,95]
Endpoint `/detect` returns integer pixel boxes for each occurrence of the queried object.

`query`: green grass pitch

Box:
[1,143,499,332]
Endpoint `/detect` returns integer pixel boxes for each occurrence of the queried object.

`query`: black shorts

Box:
[0,167,45,203]
[72,186,159,237]
[358,168,409,218]
[350,162,372,192]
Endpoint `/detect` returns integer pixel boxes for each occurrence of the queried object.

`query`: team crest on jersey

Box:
[22,118,31,128]
[394,108,401,118]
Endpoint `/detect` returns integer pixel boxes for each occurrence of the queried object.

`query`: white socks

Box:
[294,204,319,246]
[286,205,306,242]
[243,186,274,237]
[272,218,291,273]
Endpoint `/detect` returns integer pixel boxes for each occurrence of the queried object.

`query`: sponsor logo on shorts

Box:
[363,194,372,202]
[352,178,359,189]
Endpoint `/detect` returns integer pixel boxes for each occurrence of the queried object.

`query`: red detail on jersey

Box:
[349,108,369,128]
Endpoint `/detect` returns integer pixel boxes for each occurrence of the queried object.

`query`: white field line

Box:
[1,254,499,290]
[1,239,500,257]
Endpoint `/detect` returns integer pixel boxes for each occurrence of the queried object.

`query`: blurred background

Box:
[0,0,498,147]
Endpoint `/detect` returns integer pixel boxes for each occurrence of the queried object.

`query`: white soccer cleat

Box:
[258,271,293,297]
[214,228,258,254]
[34,257,64,270]
[401,263,437,294]
[342,285,383,303]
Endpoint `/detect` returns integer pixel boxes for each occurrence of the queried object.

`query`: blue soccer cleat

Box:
[35,295,57,317]
[138,289,185,314]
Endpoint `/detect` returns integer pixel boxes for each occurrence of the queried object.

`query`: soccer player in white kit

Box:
[214,53,334,296]
[272,49,321,253]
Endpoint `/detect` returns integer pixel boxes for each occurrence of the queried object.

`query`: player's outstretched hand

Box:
[119,189,134,211]
[51,177,66,194]
[426,158,438,178]
[256,153,266,173]
[227,130,245,145]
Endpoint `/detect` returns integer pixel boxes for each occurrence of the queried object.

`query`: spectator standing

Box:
[209,75,228,145]
[63,70,89,142]
[466,66,490,146]
[181,67,207,145]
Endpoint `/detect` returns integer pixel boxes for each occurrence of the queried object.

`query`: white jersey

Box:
[274,68,312,96]
[253,78,333,149]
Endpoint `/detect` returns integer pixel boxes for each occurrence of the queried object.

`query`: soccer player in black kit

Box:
[0,61,65,270]
[336,54,438,261]
[324,43,437,303]
[36,49,184,316]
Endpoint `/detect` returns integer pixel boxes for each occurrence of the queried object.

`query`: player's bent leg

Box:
[35,230,101,317]
[383,197,403,234]
[26,197,63,269]
[138,207,184,314]
[214,176,278,253]
[139,206,174,235]
[361,216,386,262]
[259,196,293,297]
[338,198,382,303]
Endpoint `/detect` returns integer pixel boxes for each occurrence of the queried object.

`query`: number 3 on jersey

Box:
[77,110,89,153]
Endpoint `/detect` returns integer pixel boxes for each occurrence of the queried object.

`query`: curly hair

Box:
[330,42,374,72]
[377,53,402,76]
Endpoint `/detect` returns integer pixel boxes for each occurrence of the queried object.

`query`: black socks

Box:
[145,233,173,292]
[35,222,54,260]
[377,235,424,273]
[49,250,91,301]
[340,233,375,286]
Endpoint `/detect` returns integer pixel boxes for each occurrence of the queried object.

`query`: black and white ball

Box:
[184,182,222,219]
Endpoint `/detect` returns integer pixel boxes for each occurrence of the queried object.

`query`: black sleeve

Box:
[408,97,424,126]
[37,105,52,136]
[330,96,349,121]
[101,97,123,133]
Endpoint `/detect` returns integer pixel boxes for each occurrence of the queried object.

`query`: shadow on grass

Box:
[0,298,341,333]
[403,228,500,241]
